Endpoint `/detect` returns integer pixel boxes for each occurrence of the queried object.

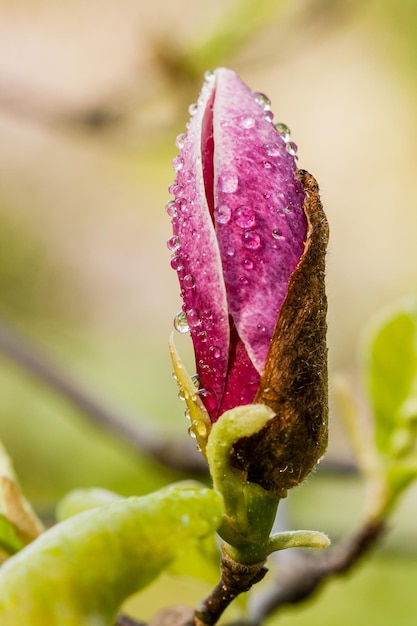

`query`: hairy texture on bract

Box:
[237,170,329,496]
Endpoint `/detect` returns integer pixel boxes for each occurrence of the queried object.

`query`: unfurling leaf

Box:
[362,298,417,459]
[0,486,223,626]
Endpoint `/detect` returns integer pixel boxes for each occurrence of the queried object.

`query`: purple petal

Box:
[212,68,307,373]
[171,77,229,420]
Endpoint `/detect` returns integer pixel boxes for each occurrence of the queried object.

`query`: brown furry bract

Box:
[237,170,329,496]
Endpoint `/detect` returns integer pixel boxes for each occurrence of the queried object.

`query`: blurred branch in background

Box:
[0,318,206,475]
[0,0,363,138]
[252,518,384,625]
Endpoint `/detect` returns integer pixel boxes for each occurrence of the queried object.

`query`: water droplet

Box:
[188,103,198,116]
[243,258,254,270]
[202,308,213,319]
[197,330,208,343]
[167,235,180,251]
[239,115,255,129]
[263,110,274,123]
[204,69,215,81]
[235,206,256,229]
[226,247,235,257]
[263,160,273,169]
[257,324,266,332]
[165,199,177,217]
[186,308,201,328]
[175,197,188,214]
[272,229,284,239]
[188,426,197,439]
[175,133,187,149]
[198,388,217,412]
[194,420,207,437]
[178,388,186,401]
[191,374,200,389]
[214,204,231,224]
[209,346,221,359]
[174,311,190,333]
[170,255,183,271]
[168,182,180,195]
[243,230,261,250]
[172,156,184,171]
[263,142,281,157]
[183,274,196,289]
[275,122,291,142]
[218,172,238,193]
[253,92,271,111]
[286,141,298,156]
[184,408,191,420]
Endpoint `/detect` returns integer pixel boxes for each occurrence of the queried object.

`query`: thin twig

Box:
[194,546,267,626]
[0,319,206,474]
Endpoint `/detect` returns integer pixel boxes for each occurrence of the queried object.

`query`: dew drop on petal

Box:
[178,388,186,401]
[209,345,222,359]
[172,156,184,171]
[274,122,291,142]
[194,420,207,437]
[214,204,232,224]
[272,229,284,239]
[186,308,201,328]
[243,230,262,250]
[253,92,271,111]
[226,247,235,257]
[204,69,215,81]
[170,255,183,271]
[165,199,177,217]
[263,110,274,123]
[286,141,298,156]
[175,133,187,149]
[197,330,208,343]
[239,115,256,129]
[184,408,191,420]
[263,142,281,157]
[243,258,254,270]
[188,103,198,116]
[218,172,239,193]
[188,426,197,439]
[168,182,179,195]
[183,274,196,289]
[198,388,217,412]
[263,160,273,169]
[167,235,180,252]
[174,311,190,333]
[235,205,256,229]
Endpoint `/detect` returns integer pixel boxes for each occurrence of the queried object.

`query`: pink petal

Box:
[213,68,307,373]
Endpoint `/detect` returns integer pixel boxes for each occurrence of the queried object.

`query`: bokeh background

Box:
[0,0,416,623]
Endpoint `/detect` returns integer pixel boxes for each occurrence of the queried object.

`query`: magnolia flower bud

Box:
[168,68,328,496]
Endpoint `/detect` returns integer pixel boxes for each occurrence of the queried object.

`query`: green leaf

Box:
[0,514,25,556]
[362,298,417,457]
[0,486,223,626]
[56,487,124,521]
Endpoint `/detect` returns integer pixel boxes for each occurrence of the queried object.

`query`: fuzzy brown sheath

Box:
[238,170,329,496]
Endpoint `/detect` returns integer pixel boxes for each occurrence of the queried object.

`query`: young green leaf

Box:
[362,298,417,457]
[0,514,25,557]
[0,486,223,626]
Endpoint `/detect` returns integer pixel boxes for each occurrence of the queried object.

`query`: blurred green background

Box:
[0,0,416,623]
